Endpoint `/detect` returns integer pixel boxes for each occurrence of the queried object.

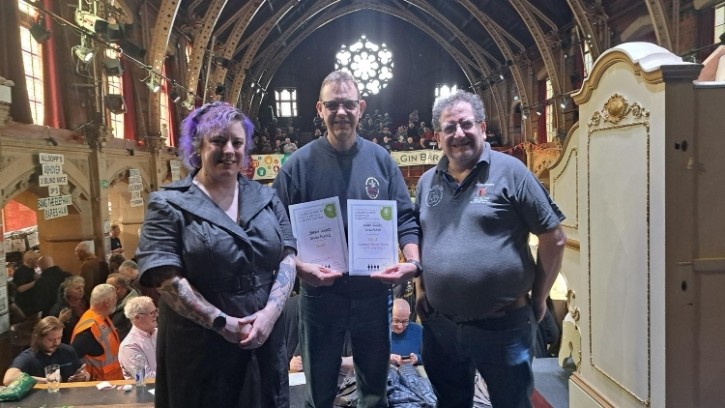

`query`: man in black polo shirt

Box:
[3,316,88,384]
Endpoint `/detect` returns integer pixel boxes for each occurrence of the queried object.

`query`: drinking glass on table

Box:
[44,364,60,393]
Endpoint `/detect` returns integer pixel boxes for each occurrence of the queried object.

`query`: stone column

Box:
[85,121,111,258]
[145,133,167,192]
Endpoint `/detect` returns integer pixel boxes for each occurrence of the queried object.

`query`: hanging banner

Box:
[389,150,442,166]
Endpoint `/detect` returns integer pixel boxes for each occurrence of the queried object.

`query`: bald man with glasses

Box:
[390,298,422,366]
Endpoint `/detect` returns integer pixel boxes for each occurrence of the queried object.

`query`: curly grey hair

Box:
[431,90,487,131]
[124,296,155,320]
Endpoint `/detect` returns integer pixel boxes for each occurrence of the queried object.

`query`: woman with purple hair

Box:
[135,102,297,407]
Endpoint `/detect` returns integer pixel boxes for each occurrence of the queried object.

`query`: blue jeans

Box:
[422,305,535,408]
[299,281,390,408]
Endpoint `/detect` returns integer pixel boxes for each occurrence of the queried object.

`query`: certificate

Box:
[289,197,348,273]
[347,200,398,276]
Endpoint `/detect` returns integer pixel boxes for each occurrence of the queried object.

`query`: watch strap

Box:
[405,259,423,277]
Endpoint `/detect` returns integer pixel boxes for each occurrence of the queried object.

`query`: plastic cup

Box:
[134,364,146,388]
[44,364,60,393]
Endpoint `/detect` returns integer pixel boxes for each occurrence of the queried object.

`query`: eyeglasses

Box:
[322,100,359,111]
[440,120,481,136]
[392,319,410,326]
[138,310,158,317]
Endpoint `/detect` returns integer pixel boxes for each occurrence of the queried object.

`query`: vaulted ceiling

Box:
[141,0,672,133]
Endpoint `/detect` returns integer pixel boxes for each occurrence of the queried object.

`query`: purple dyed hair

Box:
[178,101,255,170]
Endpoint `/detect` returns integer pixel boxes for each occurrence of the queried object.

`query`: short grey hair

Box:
[90,283,116,307]
[119,260,137,272]
[319,71,361,100]
[431,90,487,131]
[124,296,154,320]
[75,241,92,255]
[62,276,85,298]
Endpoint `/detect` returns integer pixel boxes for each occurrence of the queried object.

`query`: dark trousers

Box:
[299,286,390,408]
[422,306,535,408]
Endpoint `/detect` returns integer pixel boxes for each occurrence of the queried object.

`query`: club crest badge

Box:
[426,185,443,207]
[470,182,493,204]
[365,177,380,199]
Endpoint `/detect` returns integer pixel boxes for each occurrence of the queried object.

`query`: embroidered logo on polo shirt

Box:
[365,177,380,199]
[426,186,443,207]
[470,182,493,204]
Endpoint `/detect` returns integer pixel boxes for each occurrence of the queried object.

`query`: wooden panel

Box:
[588,120,650,403]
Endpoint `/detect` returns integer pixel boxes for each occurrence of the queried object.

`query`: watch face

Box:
[212,315,226,330]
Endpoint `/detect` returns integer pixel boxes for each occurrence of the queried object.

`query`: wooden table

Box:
[1,379,155,408]
[1,379,308,407]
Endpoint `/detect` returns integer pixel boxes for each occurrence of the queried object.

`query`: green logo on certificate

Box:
[324,204,337,218]
[380,206,392,221]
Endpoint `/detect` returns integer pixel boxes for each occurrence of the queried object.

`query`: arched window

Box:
[275,88,297,118]
[335,35,393,97]
[105,49,124,139]
[716,3,725,42]
[18,1,44,125]
[435,84,458,99]
[545,78,555,142]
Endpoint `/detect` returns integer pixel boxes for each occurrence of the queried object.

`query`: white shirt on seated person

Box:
[118,296,157,379]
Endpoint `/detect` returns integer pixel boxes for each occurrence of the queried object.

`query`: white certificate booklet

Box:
[347,200,398,276]
[289,197,349,273]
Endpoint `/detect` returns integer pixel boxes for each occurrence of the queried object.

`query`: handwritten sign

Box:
[37,195,73,210]
[43,205,69,220]
[38,153,64,165]
[39,174,68,187]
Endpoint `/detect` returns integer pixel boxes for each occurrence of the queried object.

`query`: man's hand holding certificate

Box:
[347,200,399,276]
[289,197,348,285]
[290,198,415,284]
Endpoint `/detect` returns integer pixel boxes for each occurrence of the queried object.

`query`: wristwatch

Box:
[405,259,423,278]
[211,313,227,331]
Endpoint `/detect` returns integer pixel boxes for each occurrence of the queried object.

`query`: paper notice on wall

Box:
[38,153,64,165]
[130,197,144,207]
[170,160,182,182]
[128,183,143,192]
[39,174,68,187]
[26,231,39,248]
[0,285,9,335]
[0,257,6,284]
[44,205,69,220]
[37,195,72,210]
[11,239,26,253]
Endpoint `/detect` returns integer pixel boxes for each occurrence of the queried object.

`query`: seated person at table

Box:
[390,298,422,366]
[106,273,139,341]
[3,316,89,384]
[118,296,157,380]
[49,276,88,344]
[71,283,123,381]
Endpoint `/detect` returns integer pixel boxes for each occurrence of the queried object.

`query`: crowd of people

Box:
[251,106,440,157]
[3,70,564,408]
[4,240,158,387]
